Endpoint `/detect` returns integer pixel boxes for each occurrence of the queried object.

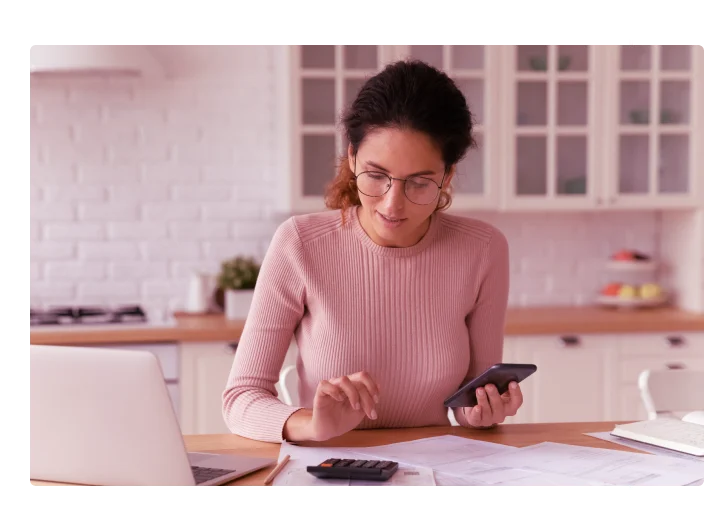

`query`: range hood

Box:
[30,45,164,77]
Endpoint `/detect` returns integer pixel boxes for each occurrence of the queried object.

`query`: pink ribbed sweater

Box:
[222,205,509,443]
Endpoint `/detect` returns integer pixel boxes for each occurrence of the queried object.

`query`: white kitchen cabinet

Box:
[502,45,602,211]
[609,332,704,421]
[282,45,393,214]
[284,45,703,214]
[506,334,614,424]
[601,45,703,209]
[397,46,501,211]
[285,45,503,214]
[179,341,238,435]
[179,339,299,435]
[503,331,704,425]
[177,331,702,433]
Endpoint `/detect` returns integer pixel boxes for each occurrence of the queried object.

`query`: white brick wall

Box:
[30,46,677,317]
[30,47,282,317]
[467,210,659,307]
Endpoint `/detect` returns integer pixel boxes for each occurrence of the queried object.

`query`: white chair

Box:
[278,365,299,406]
[448,409,460,426]
[638,367,704,420]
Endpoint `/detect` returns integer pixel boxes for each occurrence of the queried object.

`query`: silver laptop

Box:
[30,344,275,485]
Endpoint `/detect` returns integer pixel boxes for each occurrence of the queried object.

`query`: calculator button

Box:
[376,461,395,469]
[320,459,339,467]
[350,460,367,468]
[362,460,379,468]
[334,459,355,467]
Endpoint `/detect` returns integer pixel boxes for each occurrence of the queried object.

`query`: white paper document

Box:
[347,435,518,472]
[478,441,704,486]
[432,460,606,486]
[272,434,704,486]
[272,441,435,486]
[348,435,603,485]
[584,431,704,463]
[436,461,612,488]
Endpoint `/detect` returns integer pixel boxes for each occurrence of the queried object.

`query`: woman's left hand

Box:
[462,382,523,428]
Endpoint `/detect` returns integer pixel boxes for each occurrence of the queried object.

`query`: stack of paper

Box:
[272,434,704,486]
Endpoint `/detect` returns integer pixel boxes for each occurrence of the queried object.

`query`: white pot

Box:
[224,289,254,320]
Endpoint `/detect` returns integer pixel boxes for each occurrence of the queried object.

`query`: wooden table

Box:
[29,422,642,485]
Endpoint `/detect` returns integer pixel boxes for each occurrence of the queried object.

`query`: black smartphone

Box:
[443,363,537,408]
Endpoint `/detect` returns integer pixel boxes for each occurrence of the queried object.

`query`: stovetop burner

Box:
[30,305,148,326]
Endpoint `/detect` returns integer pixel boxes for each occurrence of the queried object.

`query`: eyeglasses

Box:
[353,159,446,206]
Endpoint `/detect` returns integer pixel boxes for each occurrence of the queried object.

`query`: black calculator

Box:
[307,458,399,481]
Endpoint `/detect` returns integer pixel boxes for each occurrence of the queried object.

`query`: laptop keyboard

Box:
[191,465,235,485]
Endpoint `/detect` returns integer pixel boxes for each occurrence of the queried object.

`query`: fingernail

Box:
[371,410,378,420]
[477,389,484,396]
[374,395,379,404]
[510,382,518,389]
[474,407,481,414]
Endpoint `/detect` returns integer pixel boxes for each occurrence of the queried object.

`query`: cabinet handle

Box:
[666,336,685,347]
[666,362,686,370]
[226,343,238,354]
[560,335,581,347]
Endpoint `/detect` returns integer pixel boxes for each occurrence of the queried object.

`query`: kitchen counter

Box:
[29,306,704,346]
[29,314,245,345]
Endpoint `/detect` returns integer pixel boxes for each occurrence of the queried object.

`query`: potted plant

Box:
[216,256,261,320]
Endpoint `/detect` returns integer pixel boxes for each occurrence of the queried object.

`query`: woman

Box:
[222,59,522,443]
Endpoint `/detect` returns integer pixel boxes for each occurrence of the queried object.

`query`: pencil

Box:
[264,454,290,485]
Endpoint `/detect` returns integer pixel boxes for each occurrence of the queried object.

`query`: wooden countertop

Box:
[504,305,704,335]
[29,306,704,346]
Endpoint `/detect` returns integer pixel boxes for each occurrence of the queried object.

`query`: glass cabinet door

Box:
[505,45,597,209]
[609,45,699,207]
[290,45,701,214]
[395,45,497,210]
[292,46,387,212]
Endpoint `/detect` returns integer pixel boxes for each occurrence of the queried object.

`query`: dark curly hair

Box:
[324,59,477,217]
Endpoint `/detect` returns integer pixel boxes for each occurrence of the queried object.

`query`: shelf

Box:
[605,260,658,272]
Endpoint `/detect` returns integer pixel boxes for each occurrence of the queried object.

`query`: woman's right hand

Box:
[308,371,380,442]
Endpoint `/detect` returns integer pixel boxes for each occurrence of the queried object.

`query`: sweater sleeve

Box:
[221,217,307,442]
[453,227,510,428]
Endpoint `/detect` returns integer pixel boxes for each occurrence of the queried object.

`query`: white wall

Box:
[659,210,704,312]
[30,46,688,317]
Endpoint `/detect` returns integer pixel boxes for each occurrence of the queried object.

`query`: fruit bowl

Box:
[596,292,669,309]
[598,281,668,309]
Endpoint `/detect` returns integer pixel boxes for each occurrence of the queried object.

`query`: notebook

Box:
[611,416,704,457]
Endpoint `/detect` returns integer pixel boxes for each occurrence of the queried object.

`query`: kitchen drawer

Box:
[620,332,704,357]
[510,333,619,353]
